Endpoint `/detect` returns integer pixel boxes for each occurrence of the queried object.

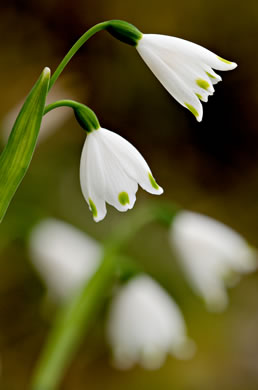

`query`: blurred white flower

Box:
[29,218,102,300]
[136,34,237,121]
[80,127,163,222]
[170,211,257,311]
[107,275,195,370]
[29,219,195,370]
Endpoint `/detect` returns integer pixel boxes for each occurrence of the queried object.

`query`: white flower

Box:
[29,218,102,300]
[136,34,237,121]
[170,211,257,311]
[106,275,195,370]
[80,127,163,222]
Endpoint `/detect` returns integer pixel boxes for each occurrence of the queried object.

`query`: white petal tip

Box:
[217,56,238,70]
[148,173,164,195]
[116,192,137,212]
[184,103,202,122]
[156,186,164,195]
[93,216,104,223]
[88,198,106,223]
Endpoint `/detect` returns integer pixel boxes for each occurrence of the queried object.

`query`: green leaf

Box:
[0,67,50,223]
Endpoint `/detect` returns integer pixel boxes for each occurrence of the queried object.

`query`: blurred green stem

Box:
[30,207,157,390]
[48,21,109,91]
[31,252,117,390]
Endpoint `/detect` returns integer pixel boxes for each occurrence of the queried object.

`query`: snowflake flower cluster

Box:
[76,22,237,221]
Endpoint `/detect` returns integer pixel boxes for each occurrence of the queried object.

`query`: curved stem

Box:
[44,100,81,115]
[48,21,109,91]
[44,99,100,132]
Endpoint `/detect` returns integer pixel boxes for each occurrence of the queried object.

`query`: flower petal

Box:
[98,128,163,195]
[166,58,214,102]
[137,41,203,121]
[148,42,215,95]
[29,219,102,300]
[170,211,257,311]
[92,129,139,212]
[107,275,194,369]
[141,34,237,71]
[204,65,222,85]
[80,134,107,222]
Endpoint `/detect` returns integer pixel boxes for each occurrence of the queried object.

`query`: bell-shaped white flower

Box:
[136,34,237,121]
[29,218,102,300]
[107,275,195,370]
[80,127,163,222]
[170,211,257,311]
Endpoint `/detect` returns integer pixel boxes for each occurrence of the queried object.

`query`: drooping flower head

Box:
[107,275,195,370]
[75,105,163,222]
[106,20,237,121]
[136,34,237,121]
[170,211,257,311]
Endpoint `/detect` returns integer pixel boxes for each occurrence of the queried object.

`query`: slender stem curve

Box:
[44,100,81,115]
[48,21,109,91]
[44,99,100,132]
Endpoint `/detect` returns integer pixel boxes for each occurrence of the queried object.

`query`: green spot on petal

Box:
[195,93,203,100]
[196,79,210,90]
[217,56,232,64]
[148,173,159,190]
[184,103,199,119]
[118,192,130,206]
[206,71,216,79]
[89,198,97,217]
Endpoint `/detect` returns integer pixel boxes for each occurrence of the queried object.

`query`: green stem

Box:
[44,100,100,132]
[44,100,82,115]
[30,207,156,390]
[48,21,109,91]
[31,252,116,390]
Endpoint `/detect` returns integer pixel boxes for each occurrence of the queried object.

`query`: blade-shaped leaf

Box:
[0,67,50,222]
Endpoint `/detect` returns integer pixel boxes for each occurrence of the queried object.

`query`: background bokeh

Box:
[0,0,258,389]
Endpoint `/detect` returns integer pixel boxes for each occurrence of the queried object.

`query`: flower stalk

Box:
[48,20,142,90]
[44,100,100,132]
[30,206,157,390]
[31,251,117,390]
[48,21,109,91]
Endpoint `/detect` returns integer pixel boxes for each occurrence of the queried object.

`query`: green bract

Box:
[106,20,142,46]
[0,67,50,222]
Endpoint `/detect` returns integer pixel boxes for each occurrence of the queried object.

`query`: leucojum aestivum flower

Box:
[0,20,237,222]
[1,18,251,390]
